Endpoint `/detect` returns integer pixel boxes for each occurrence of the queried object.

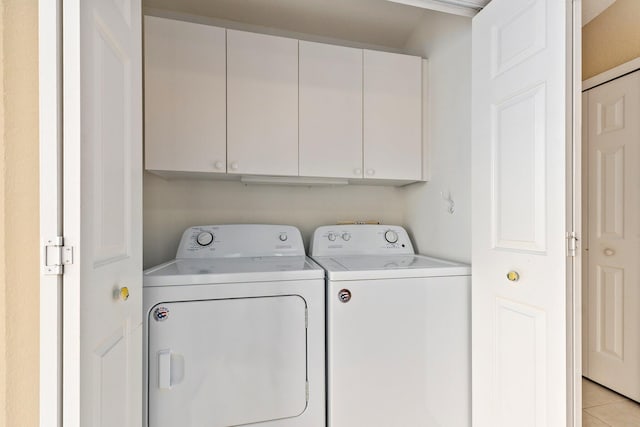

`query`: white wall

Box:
[402,12,472,263]
[144,173,404,267]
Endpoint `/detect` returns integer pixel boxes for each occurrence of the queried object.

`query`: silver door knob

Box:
[604,248,615,256]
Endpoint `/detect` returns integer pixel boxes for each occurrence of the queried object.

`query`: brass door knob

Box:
[119,286,130,301]
[506,271,520,282]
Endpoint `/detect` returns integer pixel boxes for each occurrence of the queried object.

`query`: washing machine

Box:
[143,224,325,427]
[310,224,471,427]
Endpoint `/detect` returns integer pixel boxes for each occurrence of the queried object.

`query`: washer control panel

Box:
[175,224,304,258]
[310,225,415,256]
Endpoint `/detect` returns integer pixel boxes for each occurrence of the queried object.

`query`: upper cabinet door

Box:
[227,30,299,176]
[299,41,363,179]
[144,17,226,173]
[363,50,422,181]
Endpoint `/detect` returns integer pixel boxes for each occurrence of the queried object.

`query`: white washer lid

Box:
[311,254,471,281]
[144,256,324,287]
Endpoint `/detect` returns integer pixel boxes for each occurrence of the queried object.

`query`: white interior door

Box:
[471,0,574,425]
[585,70,640,400]
[63,1,143,426]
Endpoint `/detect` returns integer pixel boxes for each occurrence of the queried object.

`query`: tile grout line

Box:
[583,409,612,427]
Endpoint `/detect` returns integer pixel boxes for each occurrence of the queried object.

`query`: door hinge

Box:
[43,236,74,275]
[566,232,578,257]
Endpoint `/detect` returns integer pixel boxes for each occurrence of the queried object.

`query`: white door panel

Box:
[299,41,363,179]
[227,29,299,176]
[585,70,640,400]
[472,0,572,425]
[63,0,143,425]
[144,16,227,173]
[363,50,422,181]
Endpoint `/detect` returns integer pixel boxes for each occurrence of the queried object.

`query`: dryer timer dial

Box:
[384,230,399,244]
[196,231,214,246]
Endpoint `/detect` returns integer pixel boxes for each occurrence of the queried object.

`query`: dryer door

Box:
[148,295,308,427]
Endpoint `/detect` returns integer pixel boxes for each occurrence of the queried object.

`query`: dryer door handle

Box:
[158,349,172,389]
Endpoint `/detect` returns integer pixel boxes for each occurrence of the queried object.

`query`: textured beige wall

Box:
[0,1,40,426]
[583,0,640,80]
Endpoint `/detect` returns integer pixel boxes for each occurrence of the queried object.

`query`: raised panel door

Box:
[586,70,640,400]
[63,0,143,425]
[471,0,574,425]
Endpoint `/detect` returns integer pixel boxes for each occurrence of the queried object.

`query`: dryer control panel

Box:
[310,224,415,256]
[176,224,305,258]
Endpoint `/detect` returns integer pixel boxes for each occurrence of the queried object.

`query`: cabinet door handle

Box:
[366,169,375,176]
[230,162,239,171]
[214,161,224,170]
[354,168,362,176]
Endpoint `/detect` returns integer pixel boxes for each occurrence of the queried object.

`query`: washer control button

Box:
[342,232,351,241]
[328,233,337,242]
[279,233,288,242]
[384,230,399,244]
[196,231,214,246]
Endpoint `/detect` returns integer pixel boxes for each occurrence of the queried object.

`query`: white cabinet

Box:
[144,19,425,184]
[363,50,422,181]
[144,16,227,173]
[299,41,363,179]
[227,30,299,176]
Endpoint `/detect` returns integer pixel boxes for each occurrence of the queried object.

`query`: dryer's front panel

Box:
[147,295,308,427]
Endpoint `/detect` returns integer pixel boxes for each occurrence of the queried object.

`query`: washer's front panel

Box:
[148,295,308,427]
[327,276,471,427]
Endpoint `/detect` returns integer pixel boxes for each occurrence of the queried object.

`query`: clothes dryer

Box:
[310,224,471,427]
[144,224,325,427]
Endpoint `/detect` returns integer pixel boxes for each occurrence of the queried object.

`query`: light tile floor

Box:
[583,377,640,426]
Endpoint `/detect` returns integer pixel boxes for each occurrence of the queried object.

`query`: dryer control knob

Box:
[279,233,288,242]
[384,230,399,244]
[342,232,351,241]
[328,233,337,242]
[196,231,214,246]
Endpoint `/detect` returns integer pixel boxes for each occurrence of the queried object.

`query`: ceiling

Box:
[143,0,439,49]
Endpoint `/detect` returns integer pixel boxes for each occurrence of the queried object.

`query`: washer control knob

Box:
[279,233,288,242]
[196,231,214,246]
[384,230,399,244]
[342,232,351,241]
[328,233,337,242]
